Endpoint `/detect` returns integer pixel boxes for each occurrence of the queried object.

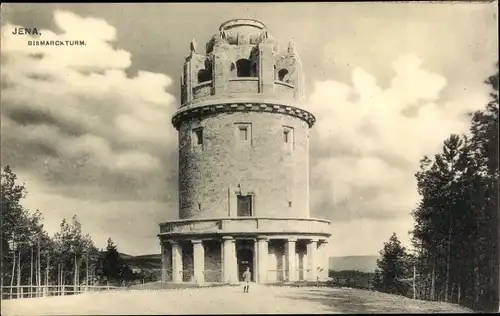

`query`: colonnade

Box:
[161,236,329,284]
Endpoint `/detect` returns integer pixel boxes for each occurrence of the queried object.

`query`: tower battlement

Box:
[179,19,306,110]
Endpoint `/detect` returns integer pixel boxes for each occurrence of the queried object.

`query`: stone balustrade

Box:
[189,78,295,103]
[158,217,330,236]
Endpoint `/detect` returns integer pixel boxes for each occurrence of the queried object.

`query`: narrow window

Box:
[197,69,210,83]
[252,63,258,77]
[237,194,252,217]
[236,59,252,77]
[283,126,294,150]
[235,123,251,144]
[239,126,248,141]
[230,62,237,77]
[283,129,290,143]
[193,127,203,146]
[278,69,289,82]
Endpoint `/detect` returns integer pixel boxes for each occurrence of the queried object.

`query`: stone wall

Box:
[178,111,310,219]
[181,242,194,282]
[204,240,222,283]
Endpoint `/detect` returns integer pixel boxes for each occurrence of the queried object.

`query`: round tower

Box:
[159,19,331,285]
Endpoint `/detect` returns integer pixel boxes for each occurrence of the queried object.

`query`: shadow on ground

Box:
[127,281,239,291]
[275,287,474,314]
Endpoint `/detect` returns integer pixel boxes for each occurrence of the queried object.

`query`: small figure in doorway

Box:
[243,266,252,293]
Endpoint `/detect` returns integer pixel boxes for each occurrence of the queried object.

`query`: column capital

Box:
[222,236,235,241]
[168,240,180,245]
[287,237,297,243]
[256,235,269,241]
[191,239,203,244]
[308,238,319,243]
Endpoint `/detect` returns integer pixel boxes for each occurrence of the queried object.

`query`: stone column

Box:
[258,43,275,94]
[306,238,318,281]
[319,239,329,280]
[212,53,228,95]
[171,241,183,283]
[184,62,193,103]
[192,240,205,285]
[257,236,269,284]
[285,238,297,282]
[222,236,237,284]
[161,241,172,283]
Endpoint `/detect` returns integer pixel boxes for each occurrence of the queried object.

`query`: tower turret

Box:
[178,19,308,112]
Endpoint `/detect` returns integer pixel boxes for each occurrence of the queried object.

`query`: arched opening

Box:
[230,62,237,77]
[237,246,254,281]
[251,63,258,77]
[236,59,252,77]
[278,69,290,82]
[197,69,211,83]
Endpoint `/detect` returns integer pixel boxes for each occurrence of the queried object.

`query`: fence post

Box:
[20,286,24,299]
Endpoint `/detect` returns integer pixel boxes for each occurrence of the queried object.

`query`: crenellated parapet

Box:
[180,19,307,108]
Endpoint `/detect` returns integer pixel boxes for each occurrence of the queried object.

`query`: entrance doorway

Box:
[237,246,254,281]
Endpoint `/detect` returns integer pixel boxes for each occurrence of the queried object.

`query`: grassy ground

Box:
[2,283,474,315]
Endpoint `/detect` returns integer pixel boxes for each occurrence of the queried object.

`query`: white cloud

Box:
[327,218,415,257]
[309,54,487,248]
[1,10,179,255]
[1,10,177,175]
[19,178,173,255]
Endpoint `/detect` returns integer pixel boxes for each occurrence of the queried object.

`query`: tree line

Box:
[1,167,140,290]
[373,65,499,312]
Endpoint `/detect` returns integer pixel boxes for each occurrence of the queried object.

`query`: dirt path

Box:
[1,284,473,315]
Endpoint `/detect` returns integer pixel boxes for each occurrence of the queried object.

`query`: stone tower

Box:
[159,19,331,285]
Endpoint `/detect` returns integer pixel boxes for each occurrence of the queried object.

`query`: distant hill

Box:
[116,253,162,271]
[117,253,378,273]
[98,251,159,270]
[118,252,134,260]
[329,255,379,273]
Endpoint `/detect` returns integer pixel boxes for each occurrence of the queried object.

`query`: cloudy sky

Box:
[1,3,497,257]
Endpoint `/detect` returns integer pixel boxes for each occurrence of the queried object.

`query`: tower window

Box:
[193,127,203,146]
[237,194,252,217]
[236,59,252,77]
[239,127,248,140]
[197,69,211,83]
[278,69,290,82]
[283,126,294,150]
[252,63,258,76]
[230,62,237,77]
[283,130,290,143]
[235,123,252,143]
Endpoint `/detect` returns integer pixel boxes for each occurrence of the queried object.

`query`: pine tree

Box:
[96,238,133,285]
[373,233,411,296]
[1,166,47,291]
[1,166,106,293]
[411,65,498,312]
